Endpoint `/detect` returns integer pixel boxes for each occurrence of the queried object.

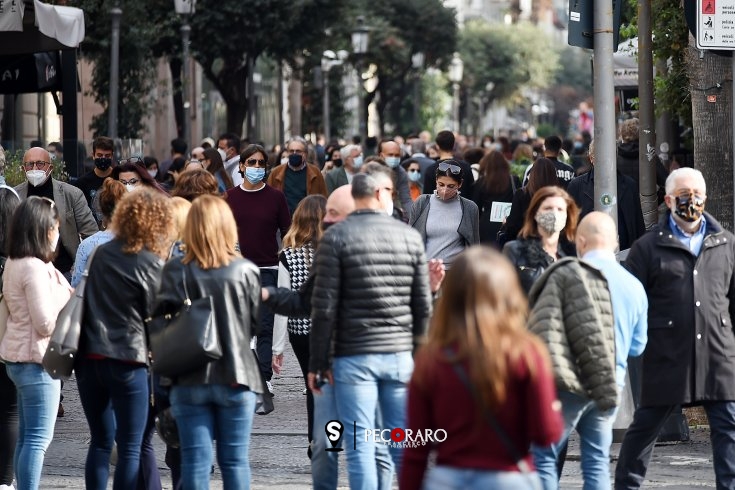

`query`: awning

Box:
[0,0,85,55]
[34,0,85,48]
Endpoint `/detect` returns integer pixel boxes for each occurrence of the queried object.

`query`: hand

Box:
[307,370,333,395]
[261,288,270,301]
[428,259,446,293]
[272,354,284,375]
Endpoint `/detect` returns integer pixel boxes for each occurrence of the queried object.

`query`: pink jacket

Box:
[0,257,73,364]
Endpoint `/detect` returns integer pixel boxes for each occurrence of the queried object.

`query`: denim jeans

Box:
[533,391,617,490]
[170,384,256,490]
[615,402,735,489]
[311,383,393,490]
[256,268,278,381]
[424,465,542,490]
[332,351,413,490]
[0,364,18,486]
[5,362,60,490]
[76,358,149,490]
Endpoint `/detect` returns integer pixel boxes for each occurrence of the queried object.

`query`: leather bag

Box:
[150,266,222,377]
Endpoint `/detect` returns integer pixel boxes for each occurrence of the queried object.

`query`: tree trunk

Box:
[684,36,734,231]
[169,57,184,139]
[225,100,248,139]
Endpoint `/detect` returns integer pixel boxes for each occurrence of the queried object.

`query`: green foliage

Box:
[420,70,452,135]
[3,150,69,187]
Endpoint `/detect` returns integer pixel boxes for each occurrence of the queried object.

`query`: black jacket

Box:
[80,239,163,365]
[310,210,432,372]
[625,212,735,406]
[503,237,576,296]
[567,169,646,250]
[152,257,264,392]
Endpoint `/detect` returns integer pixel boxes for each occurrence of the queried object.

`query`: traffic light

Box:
[568,0,623,52]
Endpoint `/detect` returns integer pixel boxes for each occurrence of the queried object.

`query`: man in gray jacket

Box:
[308,170,432,489]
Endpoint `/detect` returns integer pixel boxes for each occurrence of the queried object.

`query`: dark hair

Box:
[240,144,267,163]
[218,132,241,153]
[113,162,169,195]
[7,196,59,262]
[478,150,511,195]
[172,169,221,202]
[92,136,114,153]
[526,158,559,195]
[202,148,233,189]
[435,130,455,152]
[0,188,20,255]
[544,135,562,154]
[463,147,485,165]
[435,159,464,184]
[171,138,188,155]
[98,178,126,221]
[143,156,158,168]
[48,142,63,153]
[169,157,187,174]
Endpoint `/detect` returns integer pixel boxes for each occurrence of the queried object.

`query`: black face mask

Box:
[673,192,705,222]
[332,158,343,168]
[322,221,335,232]
[288,154,303,167]
[94,157,113,171]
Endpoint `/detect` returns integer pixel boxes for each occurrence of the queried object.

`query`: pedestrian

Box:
[154,195,264,489]
[72,136,115,219]
[400,246,563,490]
[0,196,73,490]
[171,168,220,202]
[112,160,169,195]
[268,136,327,215]
[76,189,174,490]
[471,150,520,247]
[200,148,234,192]
[404,159,423,202]
[615,167,735,489]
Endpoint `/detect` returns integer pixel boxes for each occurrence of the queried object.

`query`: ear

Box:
[663,194,673,207]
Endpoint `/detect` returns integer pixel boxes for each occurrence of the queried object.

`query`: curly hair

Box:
[110,188,175,258]
[97,178,126,221]
[172,168,220,201]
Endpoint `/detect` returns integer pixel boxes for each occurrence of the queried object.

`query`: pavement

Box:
[40,345,719,489]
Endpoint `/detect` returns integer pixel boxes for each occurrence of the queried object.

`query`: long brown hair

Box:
[282,195,326,249]
[415,246,550,412]
[526,158,559,196]
[183,195,239,269]
[519,185,579,242]
[477,150,511,195]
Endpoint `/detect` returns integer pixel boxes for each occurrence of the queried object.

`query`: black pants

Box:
[289,332,314,445]
[256,268,278,381]
[0,366,17,485]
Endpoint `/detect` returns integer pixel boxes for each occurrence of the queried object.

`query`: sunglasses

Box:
[119,157,145,166]
[437,161,461,175]
[245,158,267,167]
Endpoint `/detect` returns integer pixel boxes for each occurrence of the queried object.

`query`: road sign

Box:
[697,0,735,49]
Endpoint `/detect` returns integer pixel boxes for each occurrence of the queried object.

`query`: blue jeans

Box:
[311,382,392,490]
[615,402,735,489]
[424,465,542,490]
[533,391,617,490]
[332,351,413,490]
[76,358,149,490]
[5,362,60,490]
[170,384,256,490]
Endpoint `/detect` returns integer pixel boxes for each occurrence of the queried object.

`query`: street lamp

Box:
[411,52,425,133]
[322,50,348,143]
[174,0,196,146]
[108,2,122,139]
[448,52,464,133]
[351,16,370,144]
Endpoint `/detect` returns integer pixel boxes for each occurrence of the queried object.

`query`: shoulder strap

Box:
[445,348,532,473]
[510,175,517,193]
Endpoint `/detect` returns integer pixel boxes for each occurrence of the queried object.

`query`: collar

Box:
[582,249,616,261]
[239,182,265,192]
[668,213,706,239]
[288,162,307,172]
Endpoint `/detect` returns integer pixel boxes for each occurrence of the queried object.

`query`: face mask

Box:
[353,155,363,169]
[483,141,493,149]
[280,157,289,165]
[26,169,49,187]
[51,231,60,252]
[147,169,158,178]
[288,154,303,167]
[332,158,343,168]
[384,199,394,217]
[94,157,113,171]
[573,141,584,150]
[218,148,228,162]
[408,171,421,183]
[385,156,400,168]
[245,167,266,184]
[673,192,705,223]
[535,211,567,234]
[125,184,136,193]
[322,221,336,232]
[494,143,503,152]
[435,187,458,201]
[49,153,57,161]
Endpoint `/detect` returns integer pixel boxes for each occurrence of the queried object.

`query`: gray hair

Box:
[340,144,360,160]
[285,136,308,152]
[362,162,394,187]
[665,167,706,195]
[351,173,379,200]
[409,138,426,155]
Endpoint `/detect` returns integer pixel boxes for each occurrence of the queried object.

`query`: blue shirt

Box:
[71,230,114,288]
[668,214,707,256]
[583,249,648,388]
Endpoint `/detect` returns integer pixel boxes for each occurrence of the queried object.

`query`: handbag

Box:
[149,265,222,377]
[42,249,98,380]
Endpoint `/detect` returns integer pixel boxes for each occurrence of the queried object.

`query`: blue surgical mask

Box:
[245,167,265,184]
[408,170,421,182]
[385,156,400,168]
[353,155,363,169]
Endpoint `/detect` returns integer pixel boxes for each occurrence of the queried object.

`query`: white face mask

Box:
[147,169,158,178]
[51,230,60,252]
[26,169,49,187]
[280,157,289,165]
[218,148,228,162]
[385,199,394,217]
[125,184,136,193]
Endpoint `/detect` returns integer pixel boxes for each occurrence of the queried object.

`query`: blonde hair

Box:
[110,189,175,258]
[282,195,326,249]
[182,195,239,269]
[170,196,192,241]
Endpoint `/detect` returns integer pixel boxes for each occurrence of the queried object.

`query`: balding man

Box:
[378,140,412,214]
[529,212,647,489]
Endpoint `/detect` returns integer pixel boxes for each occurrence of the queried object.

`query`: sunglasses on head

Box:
[437,161,461,175]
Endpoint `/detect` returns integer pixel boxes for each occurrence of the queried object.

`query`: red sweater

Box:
[400,343,563,490]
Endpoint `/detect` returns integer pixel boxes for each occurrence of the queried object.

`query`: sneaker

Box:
[303,388,308,395]
[266,380,274,396]
[57,403,64,418]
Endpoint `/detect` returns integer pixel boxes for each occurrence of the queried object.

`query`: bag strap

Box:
[510,175,517,194]
[76,246,100,297]
[181,264,192,307]
[445,348,532,473]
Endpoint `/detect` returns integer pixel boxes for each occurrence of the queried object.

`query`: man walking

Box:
[308,171,432,490]
[615,167,735,489]
[267,136,327,215]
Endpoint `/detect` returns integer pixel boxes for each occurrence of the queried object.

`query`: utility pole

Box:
[638,0,658,229]
[108,5,122,139]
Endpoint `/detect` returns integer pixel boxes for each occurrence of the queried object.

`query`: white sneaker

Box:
[266,380,274,396]
[0,484,16,490]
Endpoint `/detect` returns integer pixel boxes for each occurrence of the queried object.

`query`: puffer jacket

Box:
[527,257,618,410]
[309,209,432,372]
[152,256,264,393]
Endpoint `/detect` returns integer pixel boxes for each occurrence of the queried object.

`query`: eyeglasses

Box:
[119,157,145,166]
[437,161,461,175]
[119,178,140,186]
[287,148,306,155]
[22,160,51,170]
[245,158,267,167]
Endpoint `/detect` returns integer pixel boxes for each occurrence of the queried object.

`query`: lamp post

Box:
[351,16,370,144]
[322,50,348,143]
[108,3,122,139]
[174,0,196,145]
[448,52,463,133]
[411,52,425,133]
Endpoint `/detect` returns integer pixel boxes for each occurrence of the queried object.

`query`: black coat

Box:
[625,212,735,406]
[503,237,576,296]
[471,177,519,248]
[567,169,646,250]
